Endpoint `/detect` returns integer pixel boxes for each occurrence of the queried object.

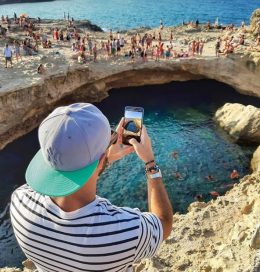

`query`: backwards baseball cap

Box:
[25,103,111,197]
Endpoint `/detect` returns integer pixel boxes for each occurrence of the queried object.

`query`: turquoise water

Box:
[96,81,259,212]
[0,0,260,30]
[0,80,259,267]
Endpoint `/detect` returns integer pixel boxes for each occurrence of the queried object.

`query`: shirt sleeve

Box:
[133,212,163,262]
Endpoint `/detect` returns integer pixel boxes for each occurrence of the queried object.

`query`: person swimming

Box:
[230,169,239,179]
[220,183,234,189]
[205,175,214,181]
[171,151,178,159]
[209,191,219,198]
[194,194,203,201]
[174,171,184,181]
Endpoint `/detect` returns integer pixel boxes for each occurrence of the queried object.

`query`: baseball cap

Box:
[25,103,111,197]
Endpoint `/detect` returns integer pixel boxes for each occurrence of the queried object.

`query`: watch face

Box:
[146,165,160,174]
[148,169,162,179]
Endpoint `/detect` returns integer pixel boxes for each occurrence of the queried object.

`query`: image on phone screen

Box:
[123,107,144,145]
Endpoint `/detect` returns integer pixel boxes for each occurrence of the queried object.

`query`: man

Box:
[10,103,173,272]
[3,43,12,68]
[215,37,221,57]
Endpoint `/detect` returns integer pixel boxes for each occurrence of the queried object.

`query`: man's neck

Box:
[51,176,97,212]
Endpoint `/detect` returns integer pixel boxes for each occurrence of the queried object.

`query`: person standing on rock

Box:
[13,40,22,62]
[3,43,12,68]
[199,40,204,55]
[10,103,173,272]
[215,37,221,57]
[93,43,98,62]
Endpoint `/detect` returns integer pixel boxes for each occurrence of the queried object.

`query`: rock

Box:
[250,225,260,249]
[214,103,260,143]
[1,51,260,150]
[200,264,213,272]
[177,259,192,270]
[76,20,103,32]
[252,251,260,272]
[188,201,208,212]
[133,172,260,272]
[22,260,36,270]
[250,8,260,36]
[0,268,21,272]
[241,200,255,214]
[251,146,260,172]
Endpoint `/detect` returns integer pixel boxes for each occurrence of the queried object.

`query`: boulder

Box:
[214,103,260,143]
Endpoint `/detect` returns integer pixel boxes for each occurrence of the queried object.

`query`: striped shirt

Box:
[10,184,163,272]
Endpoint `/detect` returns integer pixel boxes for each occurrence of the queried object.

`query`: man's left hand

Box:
[107,118,134,163]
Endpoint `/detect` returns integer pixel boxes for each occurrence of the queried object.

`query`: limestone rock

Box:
[250,8,260,36]
[251,146,260,172]
[188,201,208,212]
[252,251,260,272]
[0,51,260,150]
[22,260,36,270]
[134,172,260,272]
[250,225,260,249]
[214,103,260,143]
[0,269,21,272]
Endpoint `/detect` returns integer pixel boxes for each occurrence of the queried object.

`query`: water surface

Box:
[0,0,260,30]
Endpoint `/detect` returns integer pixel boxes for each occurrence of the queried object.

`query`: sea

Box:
[0,0,260,30]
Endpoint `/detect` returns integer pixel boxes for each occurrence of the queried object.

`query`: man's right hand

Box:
[130,126,173,241]
[129,126,155,164]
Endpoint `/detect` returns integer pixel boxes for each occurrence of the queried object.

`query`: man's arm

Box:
[129,127,173,240]
[147,176,173,240]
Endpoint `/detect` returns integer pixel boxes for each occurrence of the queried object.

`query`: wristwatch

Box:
[147,169,162,179]
[145,164,162,179]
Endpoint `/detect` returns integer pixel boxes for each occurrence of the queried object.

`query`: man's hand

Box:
[129,126,154,164]
[106,118,134,164]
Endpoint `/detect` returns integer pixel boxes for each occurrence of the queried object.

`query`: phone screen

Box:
[123,107,144,145]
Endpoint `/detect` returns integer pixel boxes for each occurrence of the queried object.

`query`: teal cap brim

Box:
[25,150,99,197]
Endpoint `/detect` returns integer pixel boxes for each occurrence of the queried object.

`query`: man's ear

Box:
[96,153,107,178]
[97,153,106,171]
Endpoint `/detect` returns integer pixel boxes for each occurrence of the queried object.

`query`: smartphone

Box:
[123,106,144,145]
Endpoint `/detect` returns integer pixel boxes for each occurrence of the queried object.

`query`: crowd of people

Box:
[70,30,206,65]
[1,13,260,70]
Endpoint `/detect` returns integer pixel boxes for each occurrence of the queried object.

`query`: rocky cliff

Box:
[134,172,260,272]
[0,52,260,151]
[214,103,260,143]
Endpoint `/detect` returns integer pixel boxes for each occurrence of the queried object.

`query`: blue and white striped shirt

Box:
[10,184,163,272]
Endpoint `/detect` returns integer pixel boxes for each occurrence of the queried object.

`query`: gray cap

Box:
[25,103,111,196]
